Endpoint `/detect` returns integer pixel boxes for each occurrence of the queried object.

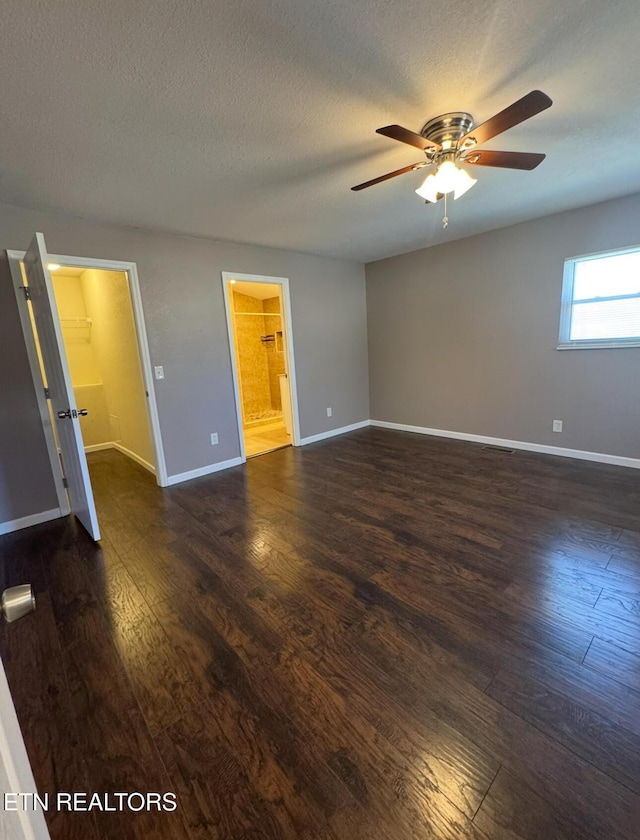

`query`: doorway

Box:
[43,264,156,473]
[8,236,167,541]
[222,272,300,459]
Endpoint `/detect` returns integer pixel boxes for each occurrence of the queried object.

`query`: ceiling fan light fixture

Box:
[415,160,477,202]
[414,172,441,203]
[449,163,477,199]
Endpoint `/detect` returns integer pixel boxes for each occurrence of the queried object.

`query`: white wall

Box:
[81,269,154,467]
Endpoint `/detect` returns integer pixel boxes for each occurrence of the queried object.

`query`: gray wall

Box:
[0,203,368,523]
[367,192,640,460]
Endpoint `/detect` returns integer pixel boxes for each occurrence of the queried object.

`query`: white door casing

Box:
[221,271,301,462]
[0,657,51,840]
[22,233,100,541]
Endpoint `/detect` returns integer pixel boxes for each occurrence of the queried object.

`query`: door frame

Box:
[7,250,169,488]
[0,657,51,840]
[221,271,301,462]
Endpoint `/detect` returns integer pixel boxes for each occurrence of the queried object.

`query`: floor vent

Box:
[482,445,516,454]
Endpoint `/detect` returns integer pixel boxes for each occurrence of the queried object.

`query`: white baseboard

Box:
[166,457,244,486]
[84,441,156,474]
[370,420,640,470]
[84,442,114,453]
[165,421,370,485]
[111,443,156,474]
[300,420,371,446]
[0,507,62,536]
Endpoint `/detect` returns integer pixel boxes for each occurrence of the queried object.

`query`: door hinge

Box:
[62,477,69,489]
[21,286,32,301]
[44,387,51,399]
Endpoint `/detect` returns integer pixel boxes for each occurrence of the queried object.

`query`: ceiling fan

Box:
[351,90,553,210]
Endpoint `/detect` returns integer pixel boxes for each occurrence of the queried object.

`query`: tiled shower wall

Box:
[264,295,285,411]
[233,291,285,424]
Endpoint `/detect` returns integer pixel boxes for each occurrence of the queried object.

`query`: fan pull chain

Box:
[442,192,448,229]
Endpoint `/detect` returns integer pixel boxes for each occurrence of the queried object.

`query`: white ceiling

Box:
[3,0,640,263]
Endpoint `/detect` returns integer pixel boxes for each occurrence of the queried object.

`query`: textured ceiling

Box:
[3,0,640,263]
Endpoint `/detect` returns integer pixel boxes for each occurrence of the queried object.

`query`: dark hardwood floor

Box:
[2,427,640,839]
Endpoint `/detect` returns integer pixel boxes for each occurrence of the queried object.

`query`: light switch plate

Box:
[154,366,165,380]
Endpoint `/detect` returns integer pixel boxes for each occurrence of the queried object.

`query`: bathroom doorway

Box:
[222,272,300,459]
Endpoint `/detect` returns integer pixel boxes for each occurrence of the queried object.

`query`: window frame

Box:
[558,245,640,350]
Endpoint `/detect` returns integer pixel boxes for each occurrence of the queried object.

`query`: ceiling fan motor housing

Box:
[420,112,474,148]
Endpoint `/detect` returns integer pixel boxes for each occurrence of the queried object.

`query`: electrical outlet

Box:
[552,420,563,433]
[326,407,332,417]
[154,366,165,380]
[210,433,219,445]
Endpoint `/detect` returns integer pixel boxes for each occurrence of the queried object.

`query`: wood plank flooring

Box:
[1,427,640,839]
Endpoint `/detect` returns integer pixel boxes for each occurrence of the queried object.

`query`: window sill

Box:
[557,340,640,350]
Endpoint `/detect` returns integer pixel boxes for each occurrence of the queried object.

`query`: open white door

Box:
[23,233,100,541]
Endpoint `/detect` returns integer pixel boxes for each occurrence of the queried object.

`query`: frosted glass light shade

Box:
[415,173,441,203]
[415,161,477,201]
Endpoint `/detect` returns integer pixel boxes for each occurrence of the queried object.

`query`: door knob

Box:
[57,409,71,419]
[77,409,88,416]
[1,585,35,623]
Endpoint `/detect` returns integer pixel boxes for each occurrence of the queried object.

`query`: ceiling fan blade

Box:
[463,150,546,170]
[459,90,552,148]
[376,125,442,151]
[351,162,427,191]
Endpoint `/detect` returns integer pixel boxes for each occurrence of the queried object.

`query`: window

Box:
[558,246,640,349]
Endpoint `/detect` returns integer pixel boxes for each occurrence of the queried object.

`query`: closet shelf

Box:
[61,317,92,327]
[234,311,281,316]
